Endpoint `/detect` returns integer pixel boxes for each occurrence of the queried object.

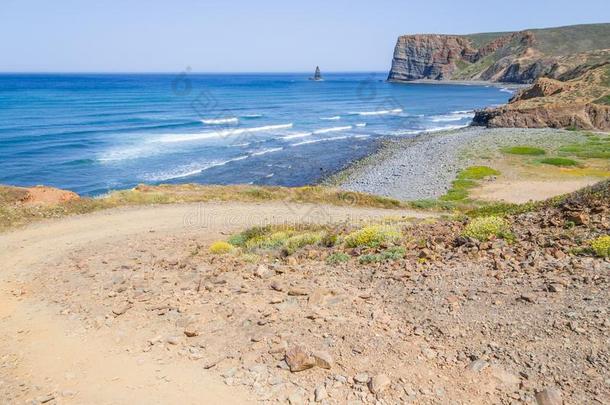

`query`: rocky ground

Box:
[333,127,584,201]
[2,183,608,404]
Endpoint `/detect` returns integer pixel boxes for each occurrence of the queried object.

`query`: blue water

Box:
[0,73,511,196]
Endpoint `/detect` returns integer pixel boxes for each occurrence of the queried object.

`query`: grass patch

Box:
[502,146,546,156]
[559,139,610,159]
[326,252,350,265]
[458,166,500,180]
[358,246,406,264]
[540,157,580,167]
[441,166,500,202]
[462,216,512,241]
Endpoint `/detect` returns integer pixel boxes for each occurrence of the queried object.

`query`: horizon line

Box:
[0,70,391,75]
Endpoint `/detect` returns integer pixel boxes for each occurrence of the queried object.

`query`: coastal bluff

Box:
[387,23,610,130]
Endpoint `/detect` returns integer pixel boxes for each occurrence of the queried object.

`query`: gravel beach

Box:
[330,127,583,201]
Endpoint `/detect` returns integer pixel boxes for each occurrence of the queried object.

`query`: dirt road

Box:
[0,202,432,404]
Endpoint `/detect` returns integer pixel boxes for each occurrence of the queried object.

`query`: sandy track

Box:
[0,202,433,404]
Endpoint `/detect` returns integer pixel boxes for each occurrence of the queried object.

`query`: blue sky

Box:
[1,0,608,72]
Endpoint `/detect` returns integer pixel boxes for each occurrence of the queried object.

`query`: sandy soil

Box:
[470,178,601,203]
[0,202,432,405]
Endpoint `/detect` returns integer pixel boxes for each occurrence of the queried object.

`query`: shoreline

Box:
[326,126,593,202]
[388,78,528,90]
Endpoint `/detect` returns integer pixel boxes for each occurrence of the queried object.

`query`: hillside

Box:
[388,23,610,130]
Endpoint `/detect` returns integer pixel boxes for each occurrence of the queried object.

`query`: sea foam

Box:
[156,123,294,143]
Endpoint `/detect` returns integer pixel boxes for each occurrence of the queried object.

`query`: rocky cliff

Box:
[388,23,610,130]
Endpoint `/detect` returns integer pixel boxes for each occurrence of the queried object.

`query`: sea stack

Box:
[310,66,323,81]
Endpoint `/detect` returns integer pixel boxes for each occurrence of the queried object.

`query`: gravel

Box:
[332,127,582,201]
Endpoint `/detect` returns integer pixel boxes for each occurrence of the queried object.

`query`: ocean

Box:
[0,73,511,196]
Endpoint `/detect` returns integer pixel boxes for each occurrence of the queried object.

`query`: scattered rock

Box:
[254,264,272,279]
[184,325,199,337]
[368,374,391,394]
[285,345,315,372]
[535,387,563,405]
[354,373,369,384]
[314,385,328,402]
[311,350,333,369]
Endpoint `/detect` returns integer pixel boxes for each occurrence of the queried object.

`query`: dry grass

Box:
[0,184,409,232]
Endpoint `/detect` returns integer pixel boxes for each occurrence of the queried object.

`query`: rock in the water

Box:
[368,374,391,394]
[285,345,315,372]
[535,387,563,405]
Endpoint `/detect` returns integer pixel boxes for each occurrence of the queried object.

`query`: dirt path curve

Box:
[0,202,434,404]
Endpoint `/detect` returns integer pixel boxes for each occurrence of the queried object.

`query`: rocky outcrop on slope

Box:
[473,65,610,130]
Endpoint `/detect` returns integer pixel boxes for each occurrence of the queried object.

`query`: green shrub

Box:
[209,241,234,254]
[502,146,546,156]
[326,252,350,264]
[590,235,610,257]
[320,232,338,247]
[358,247,406,264]
[283,232,323,255]
[540,157,580,167]
[344,225,401,248]
[462,216,511,241]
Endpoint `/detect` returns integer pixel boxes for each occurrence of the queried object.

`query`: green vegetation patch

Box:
[441,166,500,202]
[590,235,610,257]
[540,157,580,167]
[502,146,546,156]
[462,216,512,241]
[358,246,406,264]
[326,252,350,265]
[344,225,402,248]
[209,241,234,255]
[559,135,610,159]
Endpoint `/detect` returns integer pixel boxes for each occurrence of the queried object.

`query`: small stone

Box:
[468,359,489,373]
[312,350,333,369]
[254,264,272,279]
[184,326,199,337]
[165,335,180,345]
[368,374,391,394]
[285,345,315,372]
[288,288,309,296]
[112,303,131,316]
[354,372,369,384]
[314,385,328,402]
[288,391,304,405]
[535,387,563,405]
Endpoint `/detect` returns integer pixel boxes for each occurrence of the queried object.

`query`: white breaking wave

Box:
[281,132,313,140]
[355,123,367,127]
[313,125,352,134]
[292,135,351,147]
[430,112,475,122]
[382,124,470,136]
[156,123,294,143]
[349,108,402,116]
[500,87,515,94]
[451,110,473,114]
[242,114,263,118]
[201,117,239,125]
[250,147,283,156]
[144,155,249,181]
[320,116,341,121]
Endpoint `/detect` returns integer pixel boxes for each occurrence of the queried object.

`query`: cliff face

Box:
[388,31,538,83]
[388,24,610,130]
